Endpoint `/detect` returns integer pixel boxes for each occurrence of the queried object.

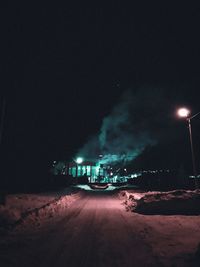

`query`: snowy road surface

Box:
[1,191,200,267]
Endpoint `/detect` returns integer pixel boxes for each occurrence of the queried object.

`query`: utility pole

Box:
[187,118,198,188]
[177,108,200,189]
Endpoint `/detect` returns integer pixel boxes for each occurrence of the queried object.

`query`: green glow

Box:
[76,157,83,164]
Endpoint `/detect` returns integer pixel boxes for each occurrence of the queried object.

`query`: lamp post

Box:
[177,108,200,188]
[75,157,83,177]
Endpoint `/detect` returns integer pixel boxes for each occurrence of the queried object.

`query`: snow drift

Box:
[0,190,82,230]
[120,189,200,215]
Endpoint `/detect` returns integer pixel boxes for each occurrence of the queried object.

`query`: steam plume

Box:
[77,87,171,165]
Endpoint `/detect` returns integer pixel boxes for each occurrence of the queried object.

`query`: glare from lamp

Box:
[76,157,83,164]
[177,108,190,118]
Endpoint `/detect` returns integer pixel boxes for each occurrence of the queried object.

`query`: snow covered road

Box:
[1,191,200,266]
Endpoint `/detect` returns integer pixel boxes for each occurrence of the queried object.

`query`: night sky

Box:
[1,4,200,185]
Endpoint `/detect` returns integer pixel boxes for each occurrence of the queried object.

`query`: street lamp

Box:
[75,157,83,177]
[76,157,83,164]
[177,108,200,188]
[177,108,191,118]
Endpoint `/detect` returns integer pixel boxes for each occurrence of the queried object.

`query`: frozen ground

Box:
[0,188,200,266]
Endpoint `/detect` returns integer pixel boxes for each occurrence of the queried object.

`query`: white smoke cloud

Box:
[77,87,171,165]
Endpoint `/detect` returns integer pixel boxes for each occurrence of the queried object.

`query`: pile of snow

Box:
[0,188,82,230]
[120,189,200,215]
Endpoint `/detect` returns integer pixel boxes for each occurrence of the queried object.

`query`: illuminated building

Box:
[66,160,127,183]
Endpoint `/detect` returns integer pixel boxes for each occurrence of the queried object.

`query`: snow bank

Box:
[120,189,200,215]
[0,190,82,230]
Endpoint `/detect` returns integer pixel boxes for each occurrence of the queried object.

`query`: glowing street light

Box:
[177,107,191,118]
[74,157,84,178]
[76,157,83,164]
[177,108,200,188]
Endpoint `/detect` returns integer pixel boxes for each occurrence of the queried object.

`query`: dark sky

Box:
[1,3,200,180]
